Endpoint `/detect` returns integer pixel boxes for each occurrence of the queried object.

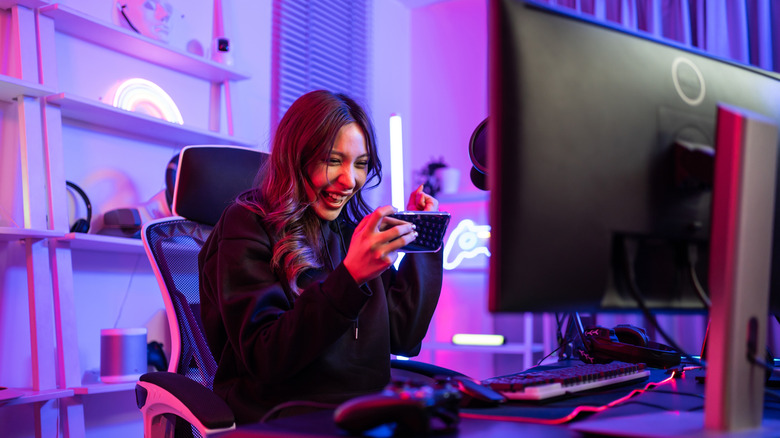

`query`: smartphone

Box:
[388,211,451,253]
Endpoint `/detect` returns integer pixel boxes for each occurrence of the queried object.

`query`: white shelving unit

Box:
[38,4,249,82]
[0,0,45,10]
[0,388,75,407]
[0,74,55,101]
[47,93,254,146]
[0,1,252,435]
[0,227,62,241]
[56,232,144,254]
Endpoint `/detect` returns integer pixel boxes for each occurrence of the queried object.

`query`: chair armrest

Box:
[390,359,468,379]
[136,372,234,436]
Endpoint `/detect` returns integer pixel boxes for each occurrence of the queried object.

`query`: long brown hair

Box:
[238,90,382,292]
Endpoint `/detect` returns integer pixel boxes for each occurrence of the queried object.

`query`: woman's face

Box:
[305,123,368,221]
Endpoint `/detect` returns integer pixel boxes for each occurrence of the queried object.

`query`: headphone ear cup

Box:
[579,326,620,364]
[614,324,650,347]
[70,218,89,234]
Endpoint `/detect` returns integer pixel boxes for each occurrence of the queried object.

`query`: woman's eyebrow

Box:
[329,151,370,159]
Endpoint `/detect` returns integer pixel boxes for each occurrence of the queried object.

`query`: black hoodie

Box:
[198,202,443,424]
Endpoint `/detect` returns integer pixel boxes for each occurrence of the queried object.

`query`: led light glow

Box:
[112,78,184,125]
[389,114,405,210]
[390,114,405,269]
[443,219,491,270]
[452,334,506,346]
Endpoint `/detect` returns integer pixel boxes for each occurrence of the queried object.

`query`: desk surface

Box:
[215,367,780,438]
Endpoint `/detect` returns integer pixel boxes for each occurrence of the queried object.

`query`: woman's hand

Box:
[406,184,439,211]
[343,205,418,285]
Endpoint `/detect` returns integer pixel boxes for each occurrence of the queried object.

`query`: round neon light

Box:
[112,78,184,125]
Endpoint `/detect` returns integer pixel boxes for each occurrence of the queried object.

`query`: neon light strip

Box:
[452,334,505,346]
[389,114,405,210]
[390,114,405,268]
[112,78,184,125]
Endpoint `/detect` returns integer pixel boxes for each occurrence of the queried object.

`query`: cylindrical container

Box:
[100,328,148,383]
[435,167,461,194]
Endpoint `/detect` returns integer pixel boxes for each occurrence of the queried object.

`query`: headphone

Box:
[468,118,488,191]
[578,324,681,369]
[66,181,92,233]
[164,153,179,210]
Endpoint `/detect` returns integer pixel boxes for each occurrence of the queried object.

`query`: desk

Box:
[215,368,780,437]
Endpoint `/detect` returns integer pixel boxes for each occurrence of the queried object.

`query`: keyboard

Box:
[481,361,650,401]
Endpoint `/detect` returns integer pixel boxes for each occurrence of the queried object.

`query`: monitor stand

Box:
[557,312,589,362]
[573,104,780,436]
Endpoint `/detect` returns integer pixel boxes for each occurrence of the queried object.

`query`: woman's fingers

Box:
[406,184,439,211]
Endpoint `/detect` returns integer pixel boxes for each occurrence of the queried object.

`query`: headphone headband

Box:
[579,324,681,369]
[66,181,92,233]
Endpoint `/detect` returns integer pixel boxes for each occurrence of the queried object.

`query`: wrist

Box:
[343,258,367,285]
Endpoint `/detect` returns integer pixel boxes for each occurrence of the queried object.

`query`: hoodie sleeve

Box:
[382,250,444,357]
[199,203,372,383]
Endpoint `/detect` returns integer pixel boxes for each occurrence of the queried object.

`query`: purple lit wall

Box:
[406,0,496,379]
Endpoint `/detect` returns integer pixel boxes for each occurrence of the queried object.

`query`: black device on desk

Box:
[331,360,505,435]
[333,378,461,435]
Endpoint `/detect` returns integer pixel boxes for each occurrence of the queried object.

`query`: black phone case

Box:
[389,212,451,252]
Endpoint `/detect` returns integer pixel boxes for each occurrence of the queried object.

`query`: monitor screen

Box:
[487,0,780,314]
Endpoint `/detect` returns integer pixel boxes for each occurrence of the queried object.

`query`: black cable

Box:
[686,244,711,309]
[748,353,776,373]
[118,4,140,34]
[765,389,780,402]
[535,344,563,367]
[620,238,705,368]
[618,400,701,411]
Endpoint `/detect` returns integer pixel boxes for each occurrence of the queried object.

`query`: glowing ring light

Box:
[112,78,184,125]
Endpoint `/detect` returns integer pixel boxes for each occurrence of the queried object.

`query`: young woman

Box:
[199,90,443,424]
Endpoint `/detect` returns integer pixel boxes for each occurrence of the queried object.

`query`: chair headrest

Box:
[172,145,268,226]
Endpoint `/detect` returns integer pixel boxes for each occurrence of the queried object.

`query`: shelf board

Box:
[422,341,545,355]
[437,191,489,204]
[47,93,255,147]
[72,382,136,395]
[0,227,62,241]
[57,232,144,253]
[0,388,74,407]
[0,0,47,10]
[39,4,249,82]
[0,74,56,102]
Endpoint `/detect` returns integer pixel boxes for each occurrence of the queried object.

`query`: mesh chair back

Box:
[143,218,217,389]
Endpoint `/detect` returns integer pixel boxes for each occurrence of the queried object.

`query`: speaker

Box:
[579,324,681,369]
[100,328,148,383]
[66,181,92,233]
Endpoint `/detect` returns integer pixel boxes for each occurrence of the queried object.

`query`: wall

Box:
[406,0,505,380]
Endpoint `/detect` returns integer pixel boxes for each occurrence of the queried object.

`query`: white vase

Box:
[435,167,461,194]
